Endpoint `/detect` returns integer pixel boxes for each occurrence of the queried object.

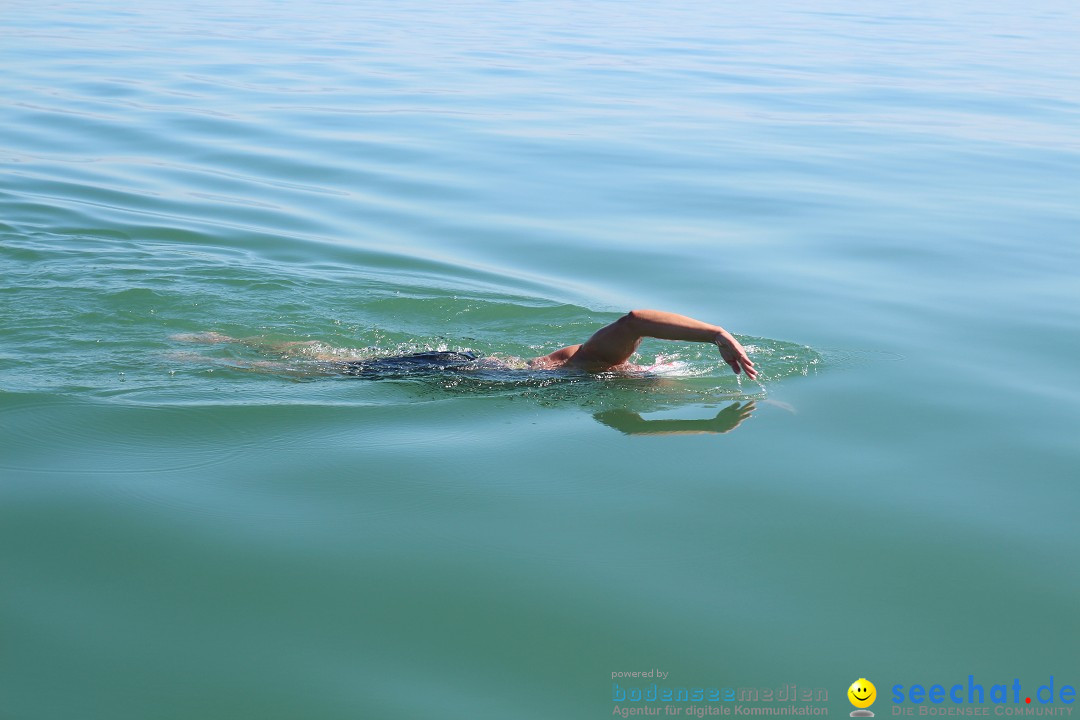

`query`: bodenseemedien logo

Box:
[849,678,877,717]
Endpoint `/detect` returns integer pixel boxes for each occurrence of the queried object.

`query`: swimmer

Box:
[172,309,756,380]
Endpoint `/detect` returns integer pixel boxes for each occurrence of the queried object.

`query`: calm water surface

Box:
[2,1,1079,718]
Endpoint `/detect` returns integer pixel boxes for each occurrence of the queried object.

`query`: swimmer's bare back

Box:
[529,309,757,380]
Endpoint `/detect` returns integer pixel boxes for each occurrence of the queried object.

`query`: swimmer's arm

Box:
[577,310,757,378]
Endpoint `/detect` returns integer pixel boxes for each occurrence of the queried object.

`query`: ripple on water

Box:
[0,394,465,526]
[2,225,829,410]
[0,395,252,474]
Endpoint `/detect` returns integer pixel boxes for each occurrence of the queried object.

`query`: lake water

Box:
[2,1,1079,718]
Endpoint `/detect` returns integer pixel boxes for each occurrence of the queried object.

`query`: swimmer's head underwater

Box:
[172,309,757,381]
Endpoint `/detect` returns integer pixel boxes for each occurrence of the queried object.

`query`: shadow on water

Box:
[592,402,757,436]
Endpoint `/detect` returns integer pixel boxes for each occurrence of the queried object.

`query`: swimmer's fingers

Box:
[740,355,758,380]
[714,332,758,380]
[730,353,757,379]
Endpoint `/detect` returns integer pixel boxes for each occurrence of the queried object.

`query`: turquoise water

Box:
[2,1,1079,718]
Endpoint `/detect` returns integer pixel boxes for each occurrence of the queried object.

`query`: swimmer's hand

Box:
[714,330,757,380]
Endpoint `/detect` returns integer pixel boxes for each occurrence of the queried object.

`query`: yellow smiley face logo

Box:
[848,679,876,709]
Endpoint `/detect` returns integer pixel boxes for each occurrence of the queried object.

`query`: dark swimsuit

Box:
[337,351,480,378]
